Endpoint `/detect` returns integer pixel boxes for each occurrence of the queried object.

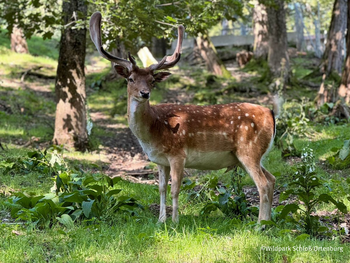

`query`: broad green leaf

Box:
[60,192,87,203]
[295,233,310,240]
[70,209,83,221]
[339,140,350,161]
[278,229,291,236]
[83,176,99,186]
[200,203,218,215]
[279,189,294,202]
[318,194,347,213]
[82,200,95,218]
[280,204,299,219]
[165,16,177,23]
[106,189,122,197]
[88,185,103,194]
[56,214,74,229]
[260,220,276,226]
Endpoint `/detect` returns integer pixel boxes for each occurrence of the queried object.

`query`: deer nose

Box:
[140,91,150,99]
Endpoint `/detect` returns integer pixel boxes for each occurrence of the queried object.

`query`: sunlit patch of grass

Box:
[0,47,57,77]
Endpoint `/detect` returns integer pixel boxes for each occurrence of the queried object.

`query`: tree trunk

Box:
[314,2,322,58]
[266,0,289,82]
[53,0,88,151]
[106,38,126,81]
[338,0,350,103]
[294,3,305,52]
[321,0,347,75]
[253,1,269,59]
[196,34,231,78]
[151,37,167,58]
[317,0,347,106]
[11,25,29,54]
[221,19,229,35]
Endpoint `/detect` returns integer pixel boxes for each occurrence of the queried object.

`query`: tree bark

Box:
[11,25,29,54]
[317,0,347,106]
[314,2,322,58]
[338,0,350,103]
[266,0,289,81]
[321,0,347,75]
[106,38,127,81]
[294,2,305,52]
[53,0,88,151]
[253,1,269,59]
[196,34,231,78]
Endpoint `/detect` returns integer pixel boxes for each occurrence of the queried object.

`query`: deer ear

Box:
[153,71,172,82]
[114,64,130,78]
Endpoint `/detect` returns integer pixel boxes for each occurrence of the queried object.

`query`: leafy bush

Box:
[326,140,350,169]
[0,147,59,176]
[199,168,258,219]
[277,148,348,237]
[4,147,142,228]
[276,100,310,158]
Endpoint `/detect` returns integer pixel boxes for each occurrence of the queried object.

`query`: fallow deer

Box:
[90,12,279,223]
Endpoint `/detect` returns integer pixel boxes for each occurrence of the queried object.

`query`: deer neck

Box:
[127,97,154,142]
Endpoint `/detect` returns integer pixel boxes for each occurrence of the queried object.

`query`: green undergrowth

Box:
[1,145,349,262]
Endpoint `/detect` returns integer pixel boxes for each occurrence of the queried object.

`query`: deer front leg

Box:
[158,165,170,223]
[169,157,185,223]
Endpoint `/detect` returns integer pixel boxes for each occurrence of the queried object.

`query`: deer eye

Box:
[128,77,134,83]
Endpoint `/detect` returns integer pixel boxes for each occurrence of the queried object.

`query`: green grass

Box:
[0,31,59,60]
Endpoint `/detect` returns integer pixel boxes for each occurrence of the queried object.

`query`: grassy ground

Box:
[0,34,350,262]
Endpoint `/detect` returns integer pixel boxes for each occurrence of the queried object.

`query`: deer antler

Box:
[89,12,134,71]
[149,25,184,71]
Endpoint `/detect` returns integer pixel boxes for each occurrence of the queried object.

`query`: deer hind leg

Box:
[237,156,275,222]
[158,165,170,223]
[168,157,185,223]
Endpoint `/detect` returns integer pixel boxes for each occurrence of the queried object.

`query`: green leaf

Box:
[200,203,218,215]
[56,214,74,229]
[279,189,294,202]
[339,140,350,161]
[165,16,177,23]
[88,185,103,195]
[106,189,122,197]
[70,209,83,221]
[260,220,276,226]
[278,229,291,236]
[280,204,299,219]
[295,233,310,240]
[82,200,95,218]
[83,176,99,186]
[318,194,347,213]
[218,191,230,206]
[60,192,87,203]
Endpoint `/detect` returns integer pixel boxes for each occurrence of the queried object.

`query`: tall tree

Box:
[0,0,89,151]
[321,0,347,75]
[313,2,323,58]
[338,0,350,104]
[294,2,305,52]
[253,0,269,59]
[53,0,88,150]
[265,0,290,82]
[196,34,231,77]
[10,25,29,54]
[317,0,347,106]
